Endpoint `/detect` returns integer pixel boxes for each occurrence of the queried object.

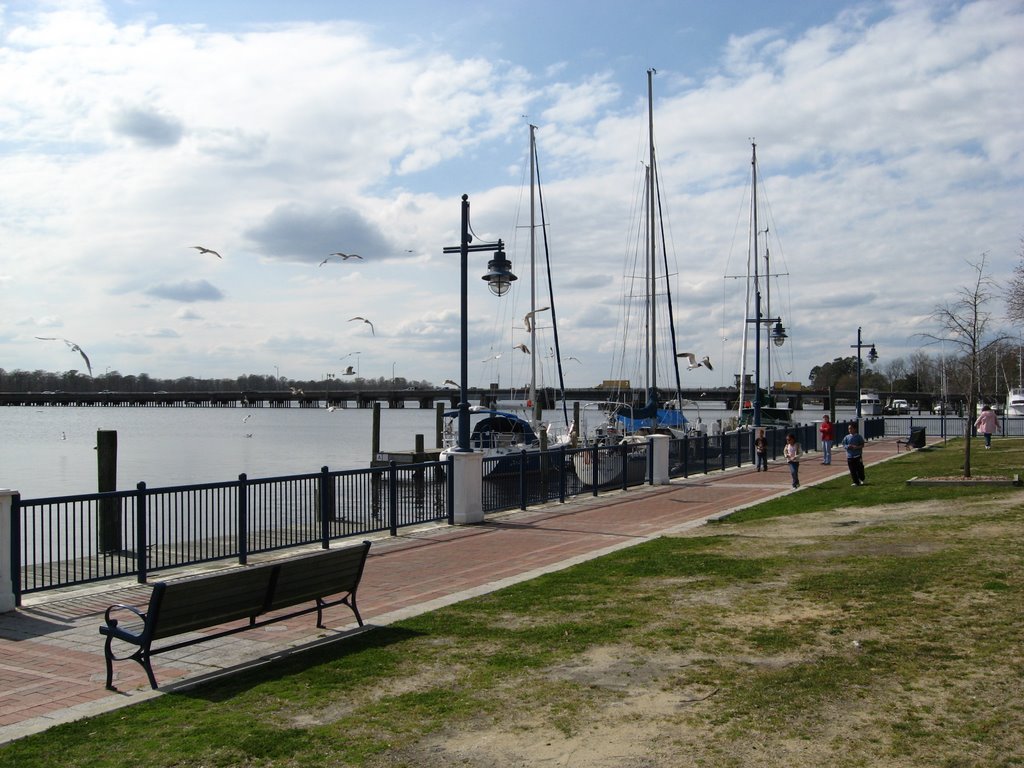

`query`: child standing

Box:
[784,433,800,488]
[754,428,768,472]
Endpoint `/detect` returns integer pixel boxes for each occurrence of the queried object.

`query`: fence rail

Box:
[12,461,452,599]
[17,414,1012,599]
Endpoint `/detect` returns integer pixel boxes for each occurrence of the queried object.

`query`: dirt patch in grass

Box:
[375,497,1023,768]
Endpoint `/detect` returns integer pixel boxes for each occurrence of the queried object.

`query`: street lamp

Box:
[745,286,787,427]
[443,194,517,451]
[325,372,335,408]
[851,326,879,419]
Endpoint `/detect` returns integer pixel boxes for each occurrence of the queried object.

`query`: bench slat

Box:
[266,543,370,612]
[150,566,274,639]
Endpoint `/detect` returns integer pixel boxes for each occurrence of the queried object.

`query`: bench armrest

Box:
[100,603,149,643]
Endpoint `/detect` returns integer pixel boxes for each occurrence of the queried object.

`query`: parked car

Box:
[932,402,950,414]
[891,399,909,414]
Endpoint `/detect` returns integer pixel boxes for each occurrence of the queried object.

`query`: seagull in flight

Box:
[342,366,356,376]
[513,343,530,354]
[677,352,713,371]
[318,256,331,267]
[289,386,305,396]
[35,336,93,376]
[331,252,363,260]
[191,246,222,259]
[443,379,458,388]
[349,316,375,335]
[523,306,550,333]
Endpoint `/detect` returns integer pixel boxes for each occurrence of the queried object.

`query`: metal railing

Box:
[13,415,925,598]
[12,461,451,600]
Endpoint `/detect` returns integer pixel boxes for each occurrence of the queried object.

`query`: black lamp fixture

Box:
[443,194,517,451]
[852,326,879,419]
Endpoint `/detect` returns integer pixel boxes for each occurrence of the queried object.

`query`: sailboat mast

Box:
[647,68,657,397]
[751,141,764,427]
[529,124,538,420]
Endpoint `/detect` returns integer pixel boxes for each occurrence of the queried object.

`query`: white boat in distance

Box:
[859,390,882,416]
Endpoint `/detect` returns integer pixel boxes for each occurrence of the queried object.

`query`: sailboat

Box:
[732,142,792,429]
[439,125,572,477]
[1006,343,1024,416]
[573,70,693,487]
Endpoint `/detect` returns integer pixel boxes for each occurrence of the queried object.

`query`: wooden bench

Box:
[100,540,371,690]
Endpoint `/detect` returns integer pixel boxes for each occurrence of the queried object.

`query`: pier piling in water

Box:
[96,429,122,553]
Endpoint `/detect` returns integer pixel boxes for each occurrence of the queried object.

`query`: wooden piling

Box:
[96,429,122,553]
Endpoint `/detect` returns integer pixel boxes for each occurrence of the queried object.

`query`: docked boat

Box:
[728,142,792,432]
[859,390,882,416]
[1006,388,1024,417]
[573,70,697,487]
[440,125,572,477]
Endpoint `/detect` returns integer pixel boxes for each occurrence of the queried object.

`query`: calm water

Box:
[1,401,901,500]
[0,405,447,499]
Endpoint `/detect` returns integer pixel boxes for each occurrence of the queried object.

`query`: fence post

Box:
[0,490,17,612]
[237,473,248,566]
[319,466,331,548]
[135,482,148,584]
[389,461,399,536]
[591,445,599,496]
[446,456,455,525]
[519,450,528,510]
[558,445,566,504]
[682,435,690,478]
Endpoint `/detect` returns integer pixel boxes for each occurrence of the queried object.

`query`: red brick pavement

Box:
[0,438,903,744]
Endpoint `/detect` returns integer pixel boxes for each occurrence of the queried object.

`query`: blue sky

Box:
[1,0,1022,393]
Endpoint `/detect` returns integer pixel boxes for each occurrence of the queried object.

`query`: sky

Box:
[1,0,1022,393]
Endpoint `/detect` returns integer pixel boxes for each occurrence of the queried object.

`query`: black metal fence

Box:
[12,461,451,601]
[13,416,941,599]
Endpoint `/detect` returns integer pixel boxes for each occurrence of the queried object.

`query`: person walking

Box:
[841,422,866,486]
[974,404,999,448]
[754,428,768,472]
[784,433,800,488]
[819,415,835,465]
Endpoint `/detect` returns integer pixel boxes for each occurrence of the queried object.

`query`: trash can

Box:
[909,426,926,449]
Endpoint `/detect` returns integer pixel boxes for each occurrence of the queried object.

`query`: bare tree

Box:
[922,254,1004,477]
[1006,236,1024,325]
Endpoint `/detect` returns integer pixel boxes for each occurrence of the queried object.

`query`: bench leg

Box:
[103,636,160,690]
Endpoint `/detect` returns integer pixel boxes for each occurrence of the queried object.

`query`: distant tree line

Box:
[0,369,438,394]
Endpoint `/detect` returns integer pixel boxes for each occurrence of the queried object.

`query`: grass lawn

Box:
[1,439,1021,767]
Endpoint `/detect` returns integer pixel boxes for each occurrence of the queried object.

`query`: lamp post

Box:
[851,326,879,420]
[443,194,517,451]
[745,286,787,427]
[325,373,335,408]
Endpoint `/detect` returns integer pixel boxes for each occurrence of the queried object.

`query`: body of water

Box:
[1,401,948,500]
[1,405,448,499]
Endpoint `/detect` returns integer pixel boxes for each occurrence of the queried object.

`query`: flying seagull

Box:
[342,366,356,376]
[513,343,530,354]
[35,336,93,376]
[289,386,305,396]
[348,316,375,335]
[443,379,458,387]
[331,252,363,260]
[191,246,222,259]
[318,256,331,267]
[523,306,550,333]
[677,352,713,371]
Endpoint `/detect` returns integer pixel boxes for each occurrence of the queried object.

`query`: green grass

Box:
[721,436,1024,524]
[1,438,1021,767]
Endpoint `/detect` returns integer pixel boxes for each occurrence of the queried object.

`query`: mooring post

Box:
[97,429,122,553]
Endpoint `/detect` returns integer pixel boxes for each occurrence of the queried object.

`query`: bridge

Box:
[0,387,960,412]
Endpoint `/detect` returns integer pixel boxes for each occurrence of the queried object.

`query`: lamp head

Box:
[771,320,787,348]
[868,345,879,364]
[481,241,517,296]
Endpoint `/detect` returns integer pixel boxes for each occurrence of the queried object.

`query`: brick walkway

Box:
[0,438,902,744]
